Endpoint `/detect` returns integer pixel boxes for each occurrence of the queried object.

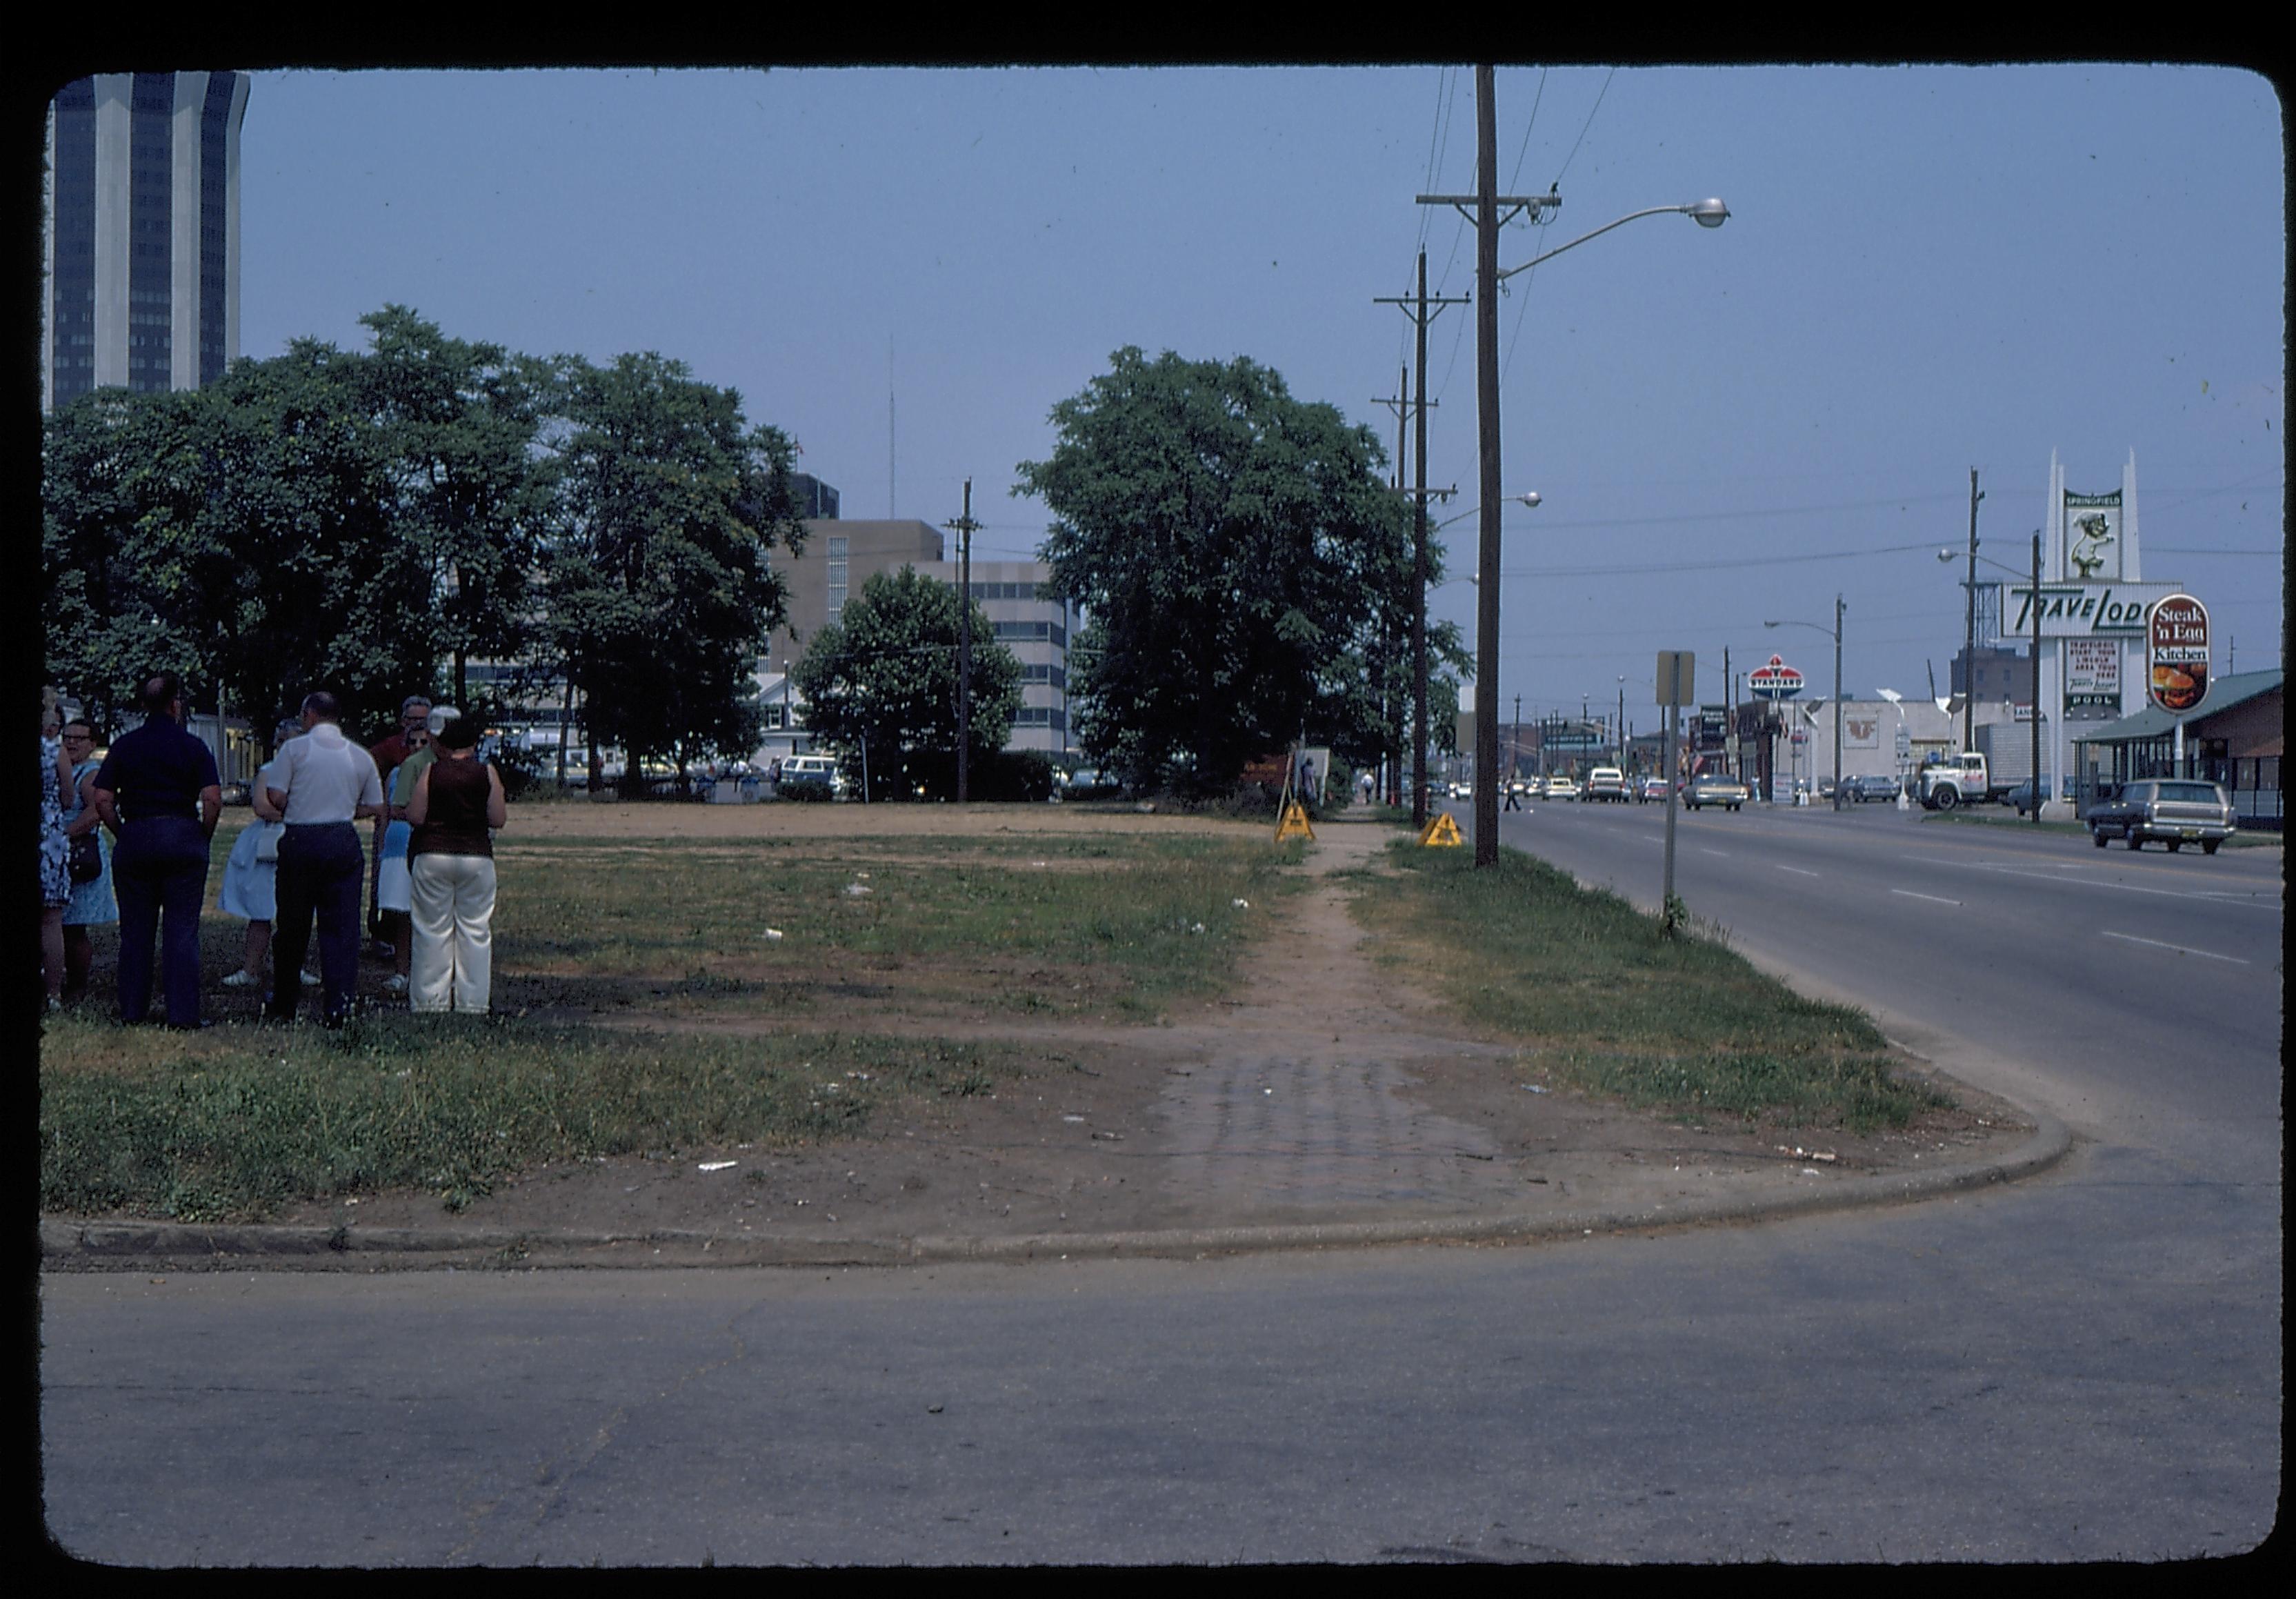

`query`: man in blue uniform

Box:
[90,671,222,1029]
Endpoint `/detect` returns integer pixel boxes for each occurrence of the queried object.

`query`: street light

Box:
[1766,595,1846,811]
[1469,181,1726,868]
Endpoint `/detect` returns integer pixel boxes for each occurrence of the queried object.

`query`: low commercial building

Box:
[2073,668,2282,831]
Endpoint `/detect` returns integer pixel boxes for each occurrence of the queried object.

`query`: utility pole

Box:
[2030,531,2042,823]
[1965,468,1983,756]
[946,480,978,803]
[1377,252,1466,831]
[1724,644,1733,786]
[1370,366,1417,807]
[1833,593,1846,811]
[1419,66,1559,864]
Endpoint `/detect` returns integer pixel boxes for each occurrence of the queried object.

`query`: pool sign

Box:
[2147,593,2210,713]
[1746,655,1804,701]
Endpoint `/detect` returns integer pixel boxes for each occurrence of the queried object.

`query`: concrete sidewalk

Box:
[40,812,2071,1273]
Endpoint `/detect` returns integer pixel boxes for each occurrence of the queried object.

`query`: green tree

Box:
[1016,346,1423,795]
[790,566,1021,802]
[41,386,221,731]
[41,339,429,746]
[352,306,555,710]
[542,352,804,795]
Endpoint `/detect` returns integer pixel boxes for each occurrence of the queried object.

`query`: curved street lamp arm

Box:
[1498,206,1701,282]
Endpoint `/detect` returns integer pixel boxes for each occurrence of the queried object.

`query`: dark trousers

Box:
[112,816,212,1026]
[268,822,366,1024]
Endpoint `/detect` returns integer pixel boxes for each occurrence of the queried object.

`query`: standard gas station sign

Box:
[1746,655,1803,701]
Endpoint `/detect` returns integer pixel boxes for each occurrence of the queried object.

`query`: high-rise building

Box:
[43,72,251,412]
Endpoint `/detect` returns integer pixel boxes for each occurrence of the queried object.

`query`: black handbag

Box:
[68,831,103,886]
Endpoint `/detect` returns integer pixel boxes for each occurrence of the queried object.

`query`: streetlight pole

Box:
[1764,601,1847,809]
[1420,68,1726,864]
[1944,540,2050,824]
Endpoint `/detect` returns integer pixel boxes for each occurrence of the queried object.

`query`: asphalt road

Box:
[1479,797,2282,1179]
[37,804,2283,1565]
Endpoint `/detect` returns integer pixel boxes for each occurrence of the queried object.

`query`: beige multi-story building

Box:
[755,519,1075,759]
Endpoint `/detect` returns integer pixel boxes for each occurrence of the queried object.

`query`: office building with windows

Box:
[916,559,1073,754]
[43,72,251,411]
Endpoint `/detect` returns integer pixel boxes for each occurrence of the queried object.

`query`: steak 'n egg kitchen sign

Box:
[2147,593,2210,714]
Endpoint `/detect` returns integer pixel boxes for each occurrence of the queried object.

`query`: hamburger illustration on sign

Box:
[2147,593,2210,714]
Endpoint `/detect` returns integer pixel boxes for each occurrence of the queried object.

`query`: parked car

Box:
[2083,779,2237,854]
[777,753,847,798]
[1846,773,1906,804]
[1637,775,1672,803]
[1544,776,1579,802]
[1684,773,1750,812]
[2001,777,2052,817]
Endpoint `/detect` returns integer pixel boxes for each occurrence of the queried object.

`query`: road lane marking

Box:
[1700,848,1730,857]
[2099,931,2250,964]
[1903,855,2282,910]
[1890,889,1963,906]
[1776,865,1821,877]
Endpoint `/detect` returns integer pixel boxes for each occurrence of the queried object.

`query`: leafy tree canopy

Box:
[790,566,1021,801]
[1016,346,1432,795]
[542,351,805,791]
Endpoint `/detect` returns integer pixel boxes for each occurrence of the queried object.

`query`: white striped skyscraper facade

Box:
[43,72,250,411]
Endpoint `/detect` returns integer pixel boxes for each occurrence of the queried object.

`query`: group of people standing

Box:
[36,677,504,1030]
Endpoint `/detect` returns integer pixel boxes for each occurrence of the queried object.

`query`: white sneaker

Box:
[383,974,409,996]
[221,969,258,989]
[299,970,321,987]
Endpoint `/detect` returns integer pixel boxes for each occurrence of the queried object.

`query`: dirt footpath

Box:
[258,804,2035,1260]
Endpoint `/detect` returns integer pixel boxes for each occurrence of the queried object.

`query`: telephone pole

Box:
[1419,66,1561,862]
[946,480,979,803]
[1964,468,1983,757]
[1377,253,1467,830]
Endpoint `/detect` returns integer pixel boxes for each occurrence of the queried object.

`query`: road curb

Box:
[39,1109,2071,1272]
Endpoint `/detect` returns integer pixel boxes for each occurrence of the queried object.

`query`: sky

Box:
[234,64,2286,739]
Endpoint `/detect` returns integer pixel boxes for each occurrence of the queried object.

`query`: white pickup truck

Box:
[1584,766,1629,802]
[1917,752,2006,811]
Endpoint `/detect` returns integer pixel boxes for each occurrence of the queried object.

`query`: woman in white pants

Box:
[404,712,506,1015]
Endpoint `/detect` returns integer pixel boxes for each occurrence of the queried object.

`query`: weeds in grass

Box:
[1355,842,1945,1133]
[39,1011,1033,1222]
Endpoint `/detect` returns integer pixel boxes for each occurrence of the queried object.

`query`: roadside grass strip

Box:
[42,828,1304,1224]
[39,1012,1048,1222]
[1357,842,1954,1135]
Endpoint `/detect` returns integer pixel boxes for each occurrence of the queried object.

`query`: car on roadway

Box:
[776,753,848,798]
[2082,779,2237,854]
[1448,780,1473,802]
[1584,766,1629,802]
[1544,776,1579,802]
[1684,773,1750,812]
[1637,775,1671,803]
[1846,773,1906,804]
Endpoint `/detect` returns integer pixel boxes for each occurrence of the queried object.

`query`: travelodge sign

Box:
[1746,655,1804,701]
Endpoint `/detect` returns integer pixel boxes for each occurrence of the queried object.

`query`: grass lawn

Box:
[41,820,1304,1222]
[1350,840,1954,1134]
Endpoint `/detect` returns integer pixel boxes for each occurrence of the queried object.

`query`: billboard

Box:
[1998,580,2182,638]
[2065,637,2122,717]
[2148,594,2210,713]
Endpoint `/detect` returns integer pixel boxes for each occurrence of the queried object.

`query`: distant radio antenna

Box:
[888,337,897,519]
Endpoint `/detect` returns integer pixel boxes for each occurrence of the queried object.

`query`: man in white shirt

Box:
[263,691,386,1027]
